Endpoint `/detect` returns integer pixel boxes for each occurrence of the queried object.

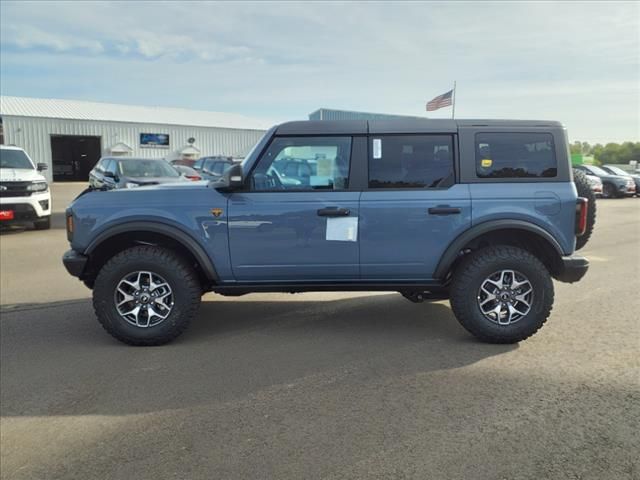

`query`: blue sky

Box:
[1,1,638,143]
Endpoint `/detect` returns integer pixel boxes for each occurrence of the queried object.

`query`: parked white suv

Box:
[0,145,52,230]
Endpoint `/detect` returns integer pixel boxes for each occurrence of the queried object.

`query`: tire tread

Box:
[92,246,201,346]
[450,245,554,344]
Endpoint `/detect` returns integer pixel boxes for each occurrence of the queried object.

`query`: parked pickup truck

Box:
[63,119,591,346]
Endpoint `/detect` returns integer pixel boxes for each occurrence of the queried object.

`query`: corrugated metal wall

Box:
[309,108,425,121]
[1,116,266,182]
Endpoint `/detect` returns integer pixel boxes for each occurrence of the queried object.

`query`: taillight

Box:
[575,198,588,236]
[66,212,74,241]
[186,175,201,181]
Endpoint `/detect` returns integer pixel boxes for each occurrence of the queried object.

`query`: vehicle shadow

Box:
[0,293,517,417]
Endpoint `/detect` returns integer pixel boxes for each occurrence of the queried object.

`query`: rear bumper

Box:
[555,256,589,283]
[62,249,88,278]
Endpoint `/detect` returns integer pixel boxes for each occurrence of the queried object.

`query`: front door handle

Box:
[428,206,461,215]
[317,207,350,217]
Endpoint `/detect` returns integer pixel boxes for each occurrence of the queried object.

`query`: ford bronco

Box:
[62,119,591,346]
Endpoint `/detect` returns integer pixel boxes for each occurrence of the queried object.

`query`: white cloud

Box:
[0,0,638,142]
[2,24,104,54]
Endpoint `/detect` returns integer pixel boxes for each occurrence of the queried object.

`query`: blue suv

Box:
[63,119,591,346]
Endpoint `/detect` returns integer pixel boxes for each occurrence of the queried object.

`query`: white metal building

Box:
[0,96,270,182]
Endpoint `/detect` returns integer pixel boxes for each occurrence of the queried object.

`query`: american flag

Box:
[426,89,453,111]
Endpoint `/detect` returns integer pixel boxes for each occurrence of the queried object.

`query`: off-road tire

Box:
[33,216,51,230]
[93,246,201,346]
[450,246,554,344]
[572,168,596,250]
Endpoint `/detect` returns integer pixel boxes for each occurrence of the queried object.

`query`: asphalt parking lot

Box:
[1,184,638,480]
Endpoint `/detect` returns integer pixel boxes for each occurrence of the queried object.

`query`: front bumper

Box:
[618,183,636,195]
[62,249,88,278]
[0,192,52,223]
[555,256,589,283]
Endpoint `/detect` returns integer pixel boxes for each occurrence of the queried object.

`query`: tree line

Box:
[570,141,640,165]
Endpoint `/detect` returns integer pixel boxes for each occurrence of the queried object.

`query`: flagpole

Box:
[452,81,456,119]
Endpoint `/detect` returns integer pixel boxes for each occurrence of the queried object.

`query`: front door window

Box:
[250,136,352,191]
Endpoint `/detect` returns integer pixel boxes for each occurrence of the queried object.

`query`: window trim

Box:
[474,131,558,180]
[364,133,458,191]
[243,134,355,193]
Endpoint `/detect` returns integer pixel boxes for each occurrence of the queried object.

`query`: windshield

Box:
[0,149,34,169]
[604,165,628,176]
[118,159,179,178]
[585,165,609,176]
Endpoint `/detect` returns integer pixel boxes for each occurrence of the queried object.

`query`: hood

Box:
[124,176,189,186]
[0,168,45,183]
[70,179,222,211]
[121,179,210,191]
[597,173,630,183]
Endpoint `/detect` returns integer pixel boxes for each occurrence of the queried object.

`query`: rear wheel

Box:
[450,246,554,344]
[572,169,596,250]
[93,246,201,346]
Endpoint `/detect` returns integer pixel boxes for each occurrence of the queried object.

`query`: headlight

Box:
[27,181,48,192]
[125,182,139,189]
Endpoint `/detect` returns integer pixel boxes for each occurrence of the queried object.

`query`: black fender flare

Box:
[84,221,218,281]
[434,219,565,279]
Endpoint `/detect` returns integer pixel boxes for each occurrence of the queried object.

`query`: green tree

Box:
[591,141,640,165]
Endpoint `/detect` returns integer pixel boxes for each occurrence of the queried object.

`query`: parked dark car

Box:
[193,156,234,180]
[89,157,188,189]
[573,164,635,198]
[601,164,640,197]
[173,165,202,181]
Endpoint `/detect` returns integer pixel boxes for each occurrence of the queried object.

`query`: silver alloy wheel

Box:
[114,271,174,328]
[477,269,533,325]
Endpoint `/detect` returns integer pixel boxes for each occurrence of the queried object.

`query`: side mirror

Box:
[214,163,244,192]
[37,163,48,172]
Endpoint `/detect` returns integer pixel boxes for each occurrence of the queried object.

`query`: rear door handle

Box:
[428,206,461,215]
[317,207,350,217]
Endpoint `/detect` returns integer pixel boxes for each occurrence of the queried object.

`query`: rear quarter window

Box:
[476,132,557,178]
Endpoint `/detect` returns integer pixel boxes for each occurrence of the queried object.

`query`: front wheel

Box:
[450,246,554,344]
[602,183,616,199]
[93,246,202,346]
[33,216,51,230]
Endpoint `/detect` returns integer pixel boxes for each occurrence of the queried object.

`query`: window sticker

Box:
[373,139,382,159]
[326,217,358,242]
[481,158,493,168]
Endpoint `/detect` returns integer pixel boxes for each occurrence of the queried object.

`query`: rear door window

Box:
[476,132,557,178]
[368,135,454,189]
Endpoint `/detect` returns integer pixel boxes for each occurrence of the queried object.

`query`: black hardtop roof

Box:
[275,119,563,135]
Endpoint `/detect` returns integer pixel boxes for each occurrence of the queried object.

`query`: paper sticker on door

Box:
[326,217,358,242]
